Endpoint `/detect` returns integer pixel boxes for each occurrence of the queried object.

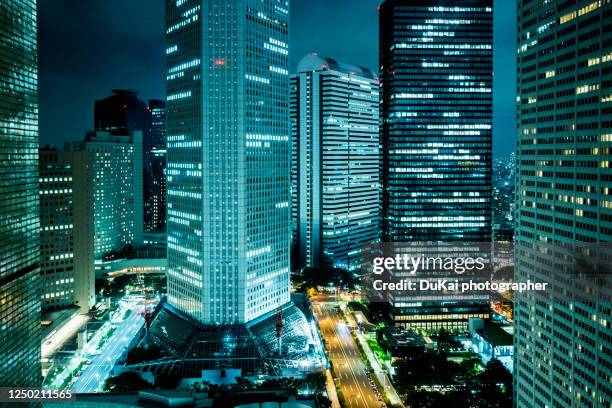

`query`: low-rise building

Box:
[376,327,425,359]
[468,318,513,371]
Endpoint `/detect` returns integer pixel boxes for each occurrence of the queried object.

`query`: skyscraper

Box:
[514,0,612,406]
[94,89,160,233]
[39,148,95,313]
[379,0,493,331]
[68,130,143,258]
[0,0,41,386]
[94,89,147,134]
[144,99,167,232]
[291,54,379,273]
[165,0,290,324]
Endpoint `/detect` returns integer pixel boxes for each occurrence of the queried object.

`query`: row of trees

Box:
[293,266,356,292]
[104,371,180,392]
[96,274,167,300]
[126,344,164,365]
[394,356,513,408]
[230,372,327,394]
[104,371,328,396]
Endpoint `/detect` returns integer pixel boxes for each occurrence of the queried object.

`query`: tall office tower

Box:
[0,0,41,386]
[39,148,95,313]
[94,89,147,134]
[379,0,493,331]
[290,54,379,273]
[515,1,612,406]
[68,130,143,258]
[94,90,153,232]
[165,0,290,324]
[94,91,167,232]
[144,99,167,232]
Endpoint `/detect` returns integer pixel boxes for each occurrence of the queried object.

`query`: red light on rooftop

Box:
[215,58,225,66]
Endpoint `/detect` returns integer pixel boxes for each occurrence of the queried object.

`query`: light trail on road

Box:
[42,314,89,360]
[314,301,384,408]
[73,303,145,393]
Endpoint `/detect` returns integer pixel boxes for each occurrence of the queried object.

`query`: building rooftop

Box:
[379,327,425,348]
[480,321,513,346]
[296,53,377,79]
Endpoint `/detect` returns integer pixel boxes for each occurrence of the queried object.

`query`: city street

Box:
[313,301,384,408]
[73,299,146,393]
[349,312,403,406]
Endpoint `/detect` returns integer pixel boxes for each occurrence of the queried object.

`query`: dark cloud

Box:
[39,0,516,156]
[38,0,165,146]
[290,0,379,71]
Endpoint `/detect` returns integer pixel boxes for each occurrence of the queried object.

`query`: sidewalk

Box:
[325,369,341,408]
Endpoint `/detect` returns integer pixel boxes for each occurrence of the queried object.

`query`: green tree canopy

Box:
[104,371,153,392]
[297,266,356,290]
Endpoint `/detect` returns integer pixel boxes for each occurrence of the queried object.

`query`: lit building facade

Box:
[144,99,167,232]
[379,0,493,331]
[68,130,143,258]
[94,90,165,233]
[39,148,95,313]
[514,0,612,406]
[0,0,41,386]
[291,54,379,272]
[165,0,291,324]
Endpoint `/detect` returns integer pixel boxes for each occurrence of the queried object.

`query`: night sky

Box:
[38,0,516,157]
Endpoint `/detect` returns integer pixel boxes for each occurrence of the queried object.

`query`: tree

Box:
[317,395,332,408]
[303,372,327,394]
[104,371,153,392]
[233,376,255,390]
[99,275,135,299]
[144,275,167,293]
[471,359,513,408]
[127,344,163,365]
[393,351,467,392]
[155,372,182,389]
[460,356,481,375]
[479,359,512,388]
[260,377,298,390]
[297,266,356,291]
[436,328,461,351]
[471,383,512,408]
[406,389,471,408]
